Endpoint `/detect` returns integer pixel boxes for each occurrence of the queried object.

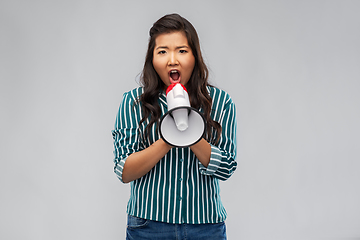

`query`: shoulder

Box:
[123,87,144,98]
[207,85,234,109]
[122,87,144,103]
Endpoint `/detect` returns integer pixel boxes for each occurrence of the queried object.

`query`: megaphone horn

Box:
[159,83,206,147]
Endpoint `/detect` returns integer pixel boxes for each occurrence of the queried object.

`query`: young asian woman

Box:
[112,13,237,240]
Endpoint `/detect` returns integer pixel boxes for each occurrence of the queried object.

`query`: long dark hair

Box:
[139,13,221,144]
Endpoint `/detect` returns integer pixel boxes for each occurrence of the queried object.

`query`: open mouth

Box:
[169,70,181,84]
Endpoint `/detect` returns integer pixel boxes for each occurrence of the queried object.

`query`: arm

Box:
[122,139,172,183]
[190,138,211,167]
[196,94,237,181]
[113,90,172,183]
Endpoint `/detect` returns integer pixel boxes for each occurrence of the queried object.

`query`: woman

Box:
[112,13,237,240]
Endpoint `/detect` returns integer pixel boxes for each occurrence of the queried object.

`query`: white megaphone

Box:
[159,83,206,147]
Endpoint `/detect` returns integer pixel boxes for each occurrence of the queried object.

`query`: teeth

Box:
[171,70,178,73]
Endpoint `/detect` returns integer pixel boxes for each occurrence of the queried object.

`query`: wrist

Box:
[156,138,173,151]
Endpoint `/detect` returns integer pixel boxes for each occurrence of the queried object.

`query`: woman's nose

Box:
[168,53,178,66]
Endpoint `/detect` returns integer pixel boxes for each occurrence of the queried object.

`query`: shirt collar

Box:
[159,90,167,106]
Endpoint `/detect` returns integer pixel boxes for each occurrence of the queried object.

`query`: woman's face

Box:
[153,31,195,89]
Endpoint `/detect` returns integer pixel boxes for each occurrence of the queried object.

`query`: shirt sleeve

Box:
[198,96,237,181]
[112,91,142,183]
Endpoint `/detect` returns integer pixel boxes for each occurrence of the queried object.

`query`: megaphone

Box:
[159,83,206,147]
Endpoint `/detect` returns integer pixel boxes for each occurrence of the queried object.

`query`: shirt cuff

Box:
[114,158,126,182]
[198,144,222,176]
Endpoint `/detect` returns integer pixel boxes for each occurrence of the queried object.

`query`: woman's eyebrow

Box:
[155,45,189,50]
[176,45,189,49]
[155,46,168,50]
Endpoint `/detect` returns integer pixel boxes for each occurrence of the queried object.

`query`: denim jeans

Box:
[126,215,227,240]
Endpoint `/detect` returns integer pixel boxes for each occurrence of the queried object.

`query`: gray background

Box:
[1,0,359,239]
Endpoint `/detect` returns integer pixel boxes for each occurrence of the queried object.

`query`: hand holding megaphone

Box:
[159,83,206,147]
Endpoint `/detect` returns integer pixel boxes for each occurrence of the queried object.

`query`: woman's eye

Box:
[179,49,187,53]
[158,50,166,54]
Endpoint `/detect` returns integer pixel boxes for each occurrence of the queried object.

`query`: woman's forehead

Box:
[154,31,189,47]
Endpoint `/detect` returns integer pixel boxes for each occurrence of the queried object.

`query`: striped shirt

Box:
[112,86,237,224]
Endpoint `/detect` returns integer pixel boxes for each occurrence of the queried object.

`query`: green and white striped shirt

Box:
[112,86,237,224]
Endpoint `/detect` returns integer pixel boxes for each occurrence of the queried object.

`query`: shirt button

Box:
[180,159,184,162]
[179,178,183,181]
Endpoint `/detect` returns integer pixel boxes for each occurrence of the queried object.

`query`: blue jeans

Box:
[126,215,227,240]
